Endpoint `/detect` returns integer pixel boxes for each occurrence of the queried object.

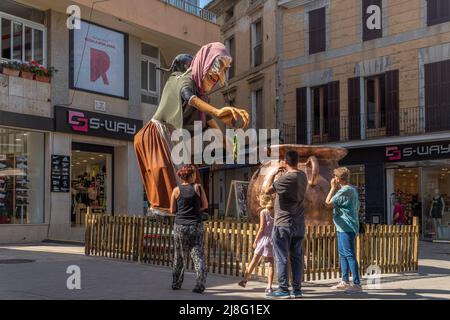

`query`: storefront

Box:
[0,109,53,243]
[342,139,450,241]
[49,106,143,241]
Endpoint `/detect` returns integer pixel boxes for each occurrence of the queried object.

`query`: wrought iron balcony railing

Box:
[160,0,217,24]
[281,106,450,145]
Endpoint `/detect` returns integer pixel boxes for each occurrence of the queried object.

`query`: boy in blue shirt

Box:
[325,167,362,293]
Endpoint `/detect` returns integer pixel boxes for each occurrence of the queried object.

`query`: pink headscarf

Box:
[190,42,231,126]
[191,42,231,100]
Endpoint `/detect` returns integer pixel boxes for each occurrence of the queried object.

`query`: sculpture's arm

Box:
[188,95,250,129]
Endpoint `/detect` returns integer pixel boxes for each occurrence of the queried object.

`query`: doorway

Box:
[71,143,113,228]
[386,160,450,240]
[386,168,421,226]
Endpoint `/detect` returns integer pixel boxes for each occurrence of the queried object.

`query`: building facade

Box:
[204,0,280,217]
[278,0,450,240]
[0,0,219,243]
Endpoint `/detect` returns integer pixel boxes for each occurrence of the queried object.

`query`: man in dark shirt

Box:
[264,150,308,299]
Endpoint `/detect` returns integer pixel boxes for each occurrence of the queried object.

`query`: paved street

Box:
[0,241,449,300]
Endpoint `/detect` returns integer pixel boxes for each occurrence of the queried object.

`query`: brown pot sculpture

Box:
[247,144,348,226]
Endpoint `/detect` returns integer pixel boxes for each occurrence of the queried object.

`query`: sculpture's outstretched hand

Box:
[217,106,250,129]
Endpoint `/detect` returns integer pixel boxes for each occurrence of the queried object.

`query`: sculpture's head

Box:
[202,56,231,92]
[191,42,232,94]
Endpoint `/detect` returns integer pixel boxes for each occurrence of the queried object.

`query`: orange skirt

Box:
[134,120,178,211]
[134,120,201,211]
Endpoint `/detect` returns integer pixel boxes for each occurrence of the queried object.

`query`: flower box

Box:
[34,74,51,83]
[20,71,34,80]
[2,67,20,77]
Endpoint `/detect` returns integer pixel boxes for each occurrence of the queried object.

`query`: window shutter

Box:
[427,0,438,25]
[427,0,450,26]
[425,61,440,132]
[309,7,326,54]
[327,81,340,142]
[442,60,450,131]
[348,77,361,140]
[363,0,382,41]
[425,60,450,132]
[385,70,399,136]
[296,87,308,144]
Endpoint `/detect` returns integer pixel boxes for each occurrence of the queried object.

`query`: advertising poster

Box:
[70,21,128,99]
[51,155,70,193]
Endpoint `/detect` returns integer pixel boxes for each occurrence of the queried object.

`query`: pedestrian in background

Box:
[325,167,362,293]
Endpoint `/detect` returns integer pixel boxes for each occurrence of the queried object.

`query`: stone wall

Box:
[0,74,51,118]
[281,0,450,125]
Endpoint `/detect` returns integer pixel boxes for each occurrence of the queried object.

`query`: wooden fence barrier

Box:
[85,215,419,281]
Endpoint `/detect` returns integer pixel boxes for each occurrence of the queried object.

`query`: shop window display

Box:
[0,128,44,224]
[349,166,366,220]
[422,165,450,240]
[71,151,110,227]
[387,163,450,239]
[390,168,420,226]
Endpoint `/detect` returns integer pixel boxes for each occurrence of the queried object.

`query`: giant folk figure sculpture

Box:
[134,42,250,215]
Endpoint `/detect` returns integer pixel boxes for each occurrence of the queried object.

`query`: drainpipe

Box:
[275,1,284,133]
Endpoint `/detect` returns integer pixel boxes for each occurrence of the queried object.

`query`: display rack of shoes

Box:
[0,155,13,224]
[14,155,29,224]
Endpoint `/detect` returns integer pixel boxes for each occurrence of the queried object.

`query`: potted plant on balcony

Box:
[30,60,57,83]
[19,62,34,80]
[1,61,21,77]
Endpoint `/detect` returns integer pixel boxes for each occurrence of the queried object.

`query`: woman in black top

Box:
[170,165,208,293]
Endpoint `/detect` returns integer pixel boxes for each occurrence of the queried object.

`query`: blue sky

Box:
[200,0,210,7]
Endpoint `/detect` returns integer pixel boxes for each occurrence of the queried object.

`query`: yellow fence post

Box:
[412,216,419,271]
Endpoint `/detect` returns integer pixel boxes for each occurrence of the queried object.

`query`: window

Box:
[363,0,382,41]
[251,88,263,129]
[424,59,450,132]
[225,6,234,23]
[309,7,326,54]
[312,85,329,138]
[141,43,160,105]
[225,36,235,79]
[0,127,45,225]
[0,13,46,65]
[251,20,263,67]
[365,75,386,131]
[427,0,450,26]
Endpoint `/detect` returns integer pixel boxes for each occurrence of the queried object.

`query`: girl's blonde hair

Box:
[259,194,274,210]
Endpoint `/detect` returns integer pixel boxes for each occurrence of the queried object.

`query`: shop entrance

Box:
[386,160,450,240]
[386,168,421,226]
[71,143,113,228]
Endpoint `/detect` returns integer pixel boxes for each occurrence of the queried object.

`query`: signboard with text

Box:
[51,155,70,193]
[385,141,450,162]
[54,106,142,141]
[70,20,128,99]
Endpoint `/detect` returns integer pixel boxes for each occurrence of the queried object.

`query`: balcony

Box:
[281,106,450,145]
[160,0,217,23]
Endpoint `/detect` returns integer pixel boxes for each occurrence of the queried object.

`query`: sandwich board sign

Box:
[225,180,249,219]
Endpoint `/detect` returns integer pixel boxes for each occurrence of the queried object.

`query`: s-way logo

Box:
[68,110,136,135]
[386,143,450,161]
